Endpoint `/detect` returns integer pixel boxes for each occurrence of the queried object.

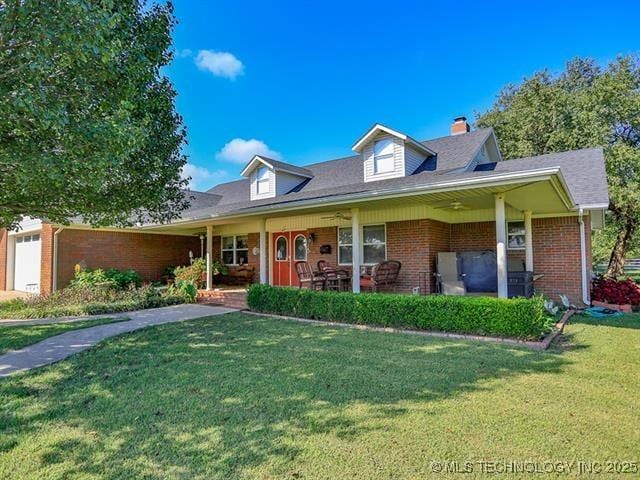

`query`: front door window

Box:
[294,235,307,261]
[276,236,288,261]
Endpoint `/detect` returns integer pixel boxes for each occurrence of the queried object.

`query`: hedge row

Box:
[247,284,553,340]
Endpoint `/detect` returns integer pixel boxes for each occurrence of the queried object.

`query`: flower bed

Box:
[0,266,196,320]
[0,285,189,320]
[247,284,553,340]
[591,277,640,311]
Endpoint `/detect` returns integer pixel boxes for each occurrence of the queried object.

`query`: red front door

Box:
[272,231,308,286]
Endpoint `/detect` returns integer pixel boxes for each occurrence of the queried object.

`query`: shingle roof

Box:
[472,148,609,206]
[209,129,493,203]
[258,156,314,178]
[182,131,608,221]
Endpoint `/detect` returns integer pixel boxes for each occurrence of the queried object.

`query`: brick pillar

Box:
[40,224,55,294]
[0,229,7,290]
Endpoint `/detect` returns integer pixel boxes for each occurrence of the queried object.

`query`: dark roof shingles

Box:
[199,132,608,218]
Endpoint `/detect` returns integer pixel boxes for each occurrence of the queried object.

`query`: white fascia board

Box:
[575,203,609,210]
[405,136,437,157]
[240,155,274,177]
[352,124,407,152]
[352,123,436,156]
[275,167,313,179]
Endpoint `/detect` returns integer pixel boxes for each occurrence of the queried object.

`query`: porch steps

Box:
[197,289,248,309]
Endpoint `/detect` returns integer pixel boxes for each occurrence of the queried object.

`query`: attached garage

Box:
[13,232,42,293]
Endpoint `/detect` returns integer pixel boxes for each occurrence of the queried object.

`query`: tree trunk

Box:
[605,218,636,278]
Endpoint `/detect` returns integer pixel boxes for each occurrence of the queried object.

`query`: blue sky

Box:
[166,0,640,191]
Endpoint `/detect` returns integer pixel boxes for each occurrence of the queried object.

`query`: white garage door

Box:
[14,233,41,293]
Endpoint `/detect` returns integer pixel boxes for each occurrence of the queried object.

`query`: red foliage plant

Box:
[591,277,640,306]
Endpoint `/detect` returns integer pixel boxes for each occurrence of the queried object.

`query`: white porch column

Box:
[259,218,267,284]
[351,207,361,293]
[206,225,213,291]
[524,210,533,272]
[495,194,508,298]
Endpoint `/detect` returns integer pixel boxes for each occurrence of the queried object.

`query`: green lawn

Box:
[0,312,638,479]
[0,317,128,355]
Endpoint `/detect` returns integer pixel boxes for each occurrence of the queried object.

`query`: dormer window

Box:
[373,139,395,174]
[256,166,270,194]
[352,124,436,183]
[241,154,314,201]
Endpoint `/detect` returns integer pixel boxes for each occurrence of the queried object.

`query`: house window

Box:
[373,138,395,174]
[221,235,249,265]
[507,221,526,250]
[338,225,387,265]
[256,166,270,194]
[338,227,353,265]
[362,225,386,264]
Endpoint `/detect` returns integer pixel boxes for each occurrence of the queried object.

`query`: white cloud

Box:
[175,48,193,58]
[195,50,244,80]
[181,163,228,191]
[215,138,281,164]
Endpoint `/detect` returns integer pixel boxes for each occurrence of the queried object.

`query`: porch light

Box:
[307,233,316,245]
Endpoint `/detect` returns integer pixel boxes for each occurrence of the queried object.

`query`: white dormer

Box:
[241,155,313,201]
[352,124,436,182]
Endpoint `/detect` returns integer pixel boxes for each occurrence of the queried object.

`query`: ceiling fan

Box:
[435,200,471,211]
[321,212,352,221]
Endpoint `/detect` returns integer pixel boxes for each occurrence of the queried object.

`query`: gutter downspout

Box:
[578,209,590,306]
[52,227,64,292]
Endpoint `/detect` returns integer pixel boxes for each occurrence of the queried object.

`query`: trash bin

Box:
[508,271,534,298]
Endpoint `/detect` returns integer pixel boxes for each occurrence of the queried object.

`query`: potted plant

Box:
[161,265,176,285]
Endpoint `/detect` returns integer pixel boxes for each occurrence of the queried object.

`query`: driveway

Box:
[0,291,27,302]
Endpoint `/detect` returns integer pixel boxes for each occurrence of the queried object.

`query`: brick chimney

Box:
[451,116,470,135]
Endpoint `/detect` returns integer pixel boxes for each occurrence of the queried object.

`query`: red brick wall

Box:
[307,227,339,271]
[0,229,7,291]
[55,229,200,291]
[450,217,589,303]
[40,224,55,294]
[387,219,450,293]
[213,233,265,283]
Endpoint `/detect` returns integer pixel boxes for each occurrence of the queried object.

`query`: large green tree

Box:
[0,0,190,230]
[477,56,640,277]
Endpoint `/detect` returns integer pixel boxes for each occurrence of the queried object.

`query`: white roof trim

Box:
[240,155,274,177]
[352,123,436,156]
[240,155,313,179]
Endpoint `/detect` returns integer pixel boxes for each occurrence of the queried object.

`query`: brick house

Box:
[0,118,609,305]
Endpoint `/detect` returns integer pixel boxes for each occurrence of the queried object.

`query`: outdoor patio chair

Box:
[317,261,351,291]
[434,252,466,295]
[295,261,325,290]
[360,260,401,292]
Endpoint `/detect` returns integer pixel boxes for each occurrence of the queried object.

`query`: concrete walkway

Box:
[0,304,237,377]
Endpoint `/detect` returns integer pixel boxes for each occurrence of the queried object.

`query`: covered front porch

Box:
[139,172,597,305]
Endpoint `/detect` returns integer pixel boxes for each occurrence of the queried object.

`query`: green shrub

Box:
[168,280,198,303]
[174,258,228,288]
[105,268,142,289]
[247,284,552,340]
[0,284,187,319]
[68,265,141,290]
[68,266,116,290]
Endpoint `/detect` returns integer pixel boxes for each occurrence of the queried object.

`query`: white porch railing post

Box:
[495,194,508,298]
[206,225,213,291]
[259,218,267,284]
[351,207,361,293]
[524,210,533,272]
